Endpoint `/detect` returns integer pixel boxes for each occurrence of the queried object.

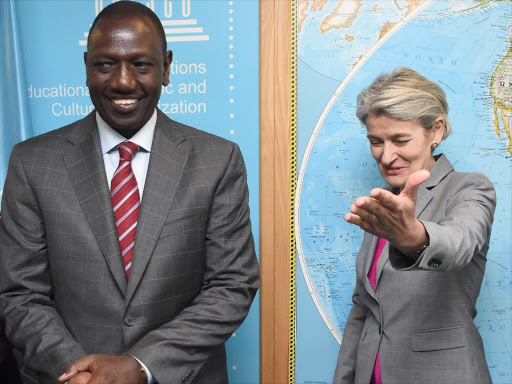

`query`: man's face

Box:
[85,16,172,137]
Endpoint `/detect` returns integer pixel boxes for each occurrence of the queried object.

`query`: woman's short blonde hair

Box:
[356,67,452,139]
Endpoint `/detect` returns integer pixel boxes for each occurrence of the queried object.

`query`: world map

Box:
[296,1,511,382]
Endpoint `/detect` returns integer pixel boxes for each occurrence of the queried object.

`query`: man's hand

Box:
[59,354,147,384]
[345,170,430,253]
[68,372,93,384]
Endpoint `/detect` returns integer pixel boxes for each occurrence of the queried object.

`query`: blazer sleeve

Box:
[0,319,12,364]
[127,143,260,383]
[333,273,367,383]
[0,146,87,381]
[389,172,496,271]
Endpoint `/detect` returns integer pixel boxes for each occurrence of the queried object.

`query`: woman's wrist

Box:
[396,220,429,256]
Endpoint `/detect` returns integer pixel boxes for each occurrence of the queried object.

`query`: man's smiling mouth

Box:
[112,99,138,109]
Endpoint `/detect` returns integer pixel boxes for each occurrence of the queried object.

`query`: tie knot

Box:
[118,141,138,162]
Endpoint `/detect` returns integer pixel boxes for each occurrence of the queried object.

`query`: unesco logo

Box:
[79,0,209,46]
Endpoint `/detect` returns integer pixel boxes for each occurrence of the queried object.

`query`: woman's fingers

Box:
[400,170,430,200]
[353,197,387,223]
[370,188,397,210]
[345,213,375,235]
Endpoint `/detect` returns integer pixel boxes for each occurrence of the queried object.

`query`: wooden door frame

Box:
[260,1,294,383]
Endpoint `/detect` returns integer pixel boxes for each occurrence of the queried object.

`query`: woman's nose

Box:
[380,142,397,165]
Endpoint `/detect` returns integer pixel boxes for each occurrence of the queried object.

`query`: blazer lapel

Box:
[360,233,379,300]
[416,154,453,217]
[62,113,127,295]
[414,184,433,217]
[126,111,189,303]
[375,241,389,289]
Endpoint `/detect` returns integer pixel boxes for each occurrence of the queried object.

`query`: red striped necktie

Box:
[111,141,140,279]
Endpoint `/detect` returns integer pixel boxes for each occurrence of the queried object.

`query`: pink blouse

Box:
[368,237,387,384]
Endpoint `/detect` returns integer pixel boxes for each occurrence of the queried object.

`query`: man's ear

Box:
[162,50,173,86]
[84,52,89,87]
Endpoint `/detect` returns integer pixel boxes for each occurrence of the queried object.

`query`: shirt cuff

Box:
[130,355,156,384]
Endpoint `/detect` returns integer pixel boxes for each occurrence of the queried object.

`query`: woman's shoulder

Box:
[433,155,494,191]
[445,170,494,193]
[433,158,496,210]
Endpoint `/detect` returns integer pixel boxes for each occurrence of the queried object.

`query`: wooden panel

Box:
[260,0,293,383]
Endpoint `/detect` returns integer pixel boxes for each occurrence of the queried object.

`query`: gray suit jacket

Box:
[0,110,260,384]
[333,155,496,384]
[0,318,12,364]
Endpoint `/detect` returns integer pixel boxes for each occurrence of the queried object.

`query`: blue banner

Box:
[0,0,32,193]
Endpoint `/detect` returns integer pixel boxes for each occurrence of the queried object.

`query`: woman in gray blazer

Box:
[333,67,496,384]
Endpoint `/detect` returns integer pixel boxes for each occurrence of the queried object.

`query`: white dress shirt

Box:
[96,110,156,197]
[96,110,156,384]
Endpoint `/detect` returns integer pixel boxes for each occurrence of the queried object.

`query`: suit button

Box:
[124,315,135,327]
[379,327,382,335]
[428,258,442,267]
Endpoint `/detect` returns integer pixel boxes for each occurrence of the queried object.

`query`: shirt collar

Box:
[96,109,157,154]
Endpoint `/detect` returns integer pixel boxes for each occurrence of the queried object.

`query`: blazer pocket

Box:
[412,325,466,352]
[160,209,209,238]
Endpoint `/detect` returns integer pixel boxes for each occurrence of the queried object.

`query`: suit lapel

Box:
[126,111,189,303]
[62,113,127,295]
[414,184,433,217]
[415,154,452,217]
[362,236,391,298]
[375,240,389,288]
[360,233,379,300]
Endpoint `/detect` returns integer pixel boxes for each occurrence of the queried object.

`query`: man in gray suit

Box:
[0,2,259,384]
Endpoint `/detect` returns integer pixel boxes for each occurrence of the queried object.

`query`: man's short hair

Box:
[88,1,167,58]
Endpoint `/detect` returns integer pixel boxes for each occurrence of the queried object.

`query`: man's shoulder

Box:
[158,111,239,152]
[181,122,236,149]
[14,113,94,151]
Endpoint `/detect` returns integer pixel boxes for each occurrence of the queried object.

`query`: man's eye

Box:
[394,139,410,144]
[134,62,153,68]
[95,62,114,69]
[369,141,382,146]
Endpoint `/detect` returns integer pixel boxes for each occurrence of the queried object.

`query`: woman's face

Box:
[366,114,444,189]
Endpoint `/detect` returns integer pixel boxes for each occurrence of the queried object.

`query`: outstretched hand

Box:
[59,354,146,384]
[345,170,430,254]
